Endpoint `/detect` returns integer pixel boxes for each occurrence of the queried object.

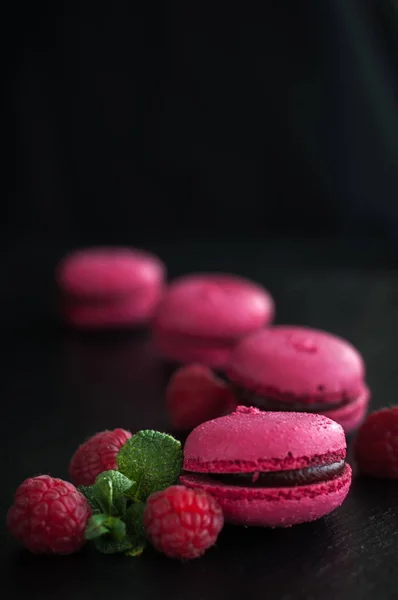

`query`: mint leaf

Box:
[125,501,147,556]
[108,516,126,541]
[95,470,134,498]
[85,499,147,556]
[77,485,101,514]
[85,514,110,540]
[116,430,182,501]
[85,514,126,543]
[94,535,134,555]
[94,476,113,513]
[112,494,128,517]
[93,470,134,514]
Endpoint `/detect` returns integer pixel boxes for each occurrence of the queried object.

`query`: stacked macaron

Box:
[56,247,165,329]
[225,326,370,433]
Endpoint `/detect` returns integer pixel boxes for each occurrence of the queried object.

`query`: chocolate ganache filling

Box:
[231,384,352,413]
[184,461,345,488]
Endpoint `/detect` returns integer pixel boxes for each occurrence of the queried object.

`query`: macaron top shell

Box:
[153,274,274,338]
[226,326,364,403]
[183,406,346,473]
[57,247,165,298]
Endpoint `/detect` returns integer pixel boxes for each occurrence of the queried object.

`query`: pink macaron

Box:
[56,247,165,329]
[180,406,352,527]
[226,326,370,433]
[152,274,274,368]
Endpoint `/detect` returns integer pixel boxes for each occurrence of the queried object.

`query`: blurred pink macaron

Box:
[56,247,165,329]
[226,325,370,433]
[152,273,274,368]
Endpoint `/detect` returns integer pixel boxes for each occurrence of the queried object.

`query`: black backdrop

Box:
[5,0,398,247]
[4,5,398,599]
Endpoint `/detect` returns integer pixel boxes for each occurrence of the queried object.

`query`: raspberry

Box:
[144,485,224,559]
[69,428,131,486]
[166,364,236,430]
[7,475,91,554]
[353,407,398,478]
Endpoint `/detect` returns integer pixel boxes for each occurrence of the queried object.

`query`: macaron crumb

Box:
[234,406,261,416]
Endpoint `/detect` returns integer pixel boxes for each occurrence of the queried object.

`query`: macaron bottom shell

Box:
[62,286,163,329]
[153,331,237,368]
[180,463,352,527]
[320,386,370,434]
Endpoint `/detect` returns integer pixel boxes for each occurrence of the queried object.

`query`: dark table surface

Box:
[2,236,398,600]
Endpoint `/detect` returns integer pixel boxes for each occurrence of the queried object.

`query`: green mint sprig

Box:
[124,501,146,557]
[79,430,182,557]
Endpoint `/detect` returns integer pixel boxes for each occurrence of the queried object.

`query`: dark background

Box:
[5,0,398,246]
[3,2,398,599]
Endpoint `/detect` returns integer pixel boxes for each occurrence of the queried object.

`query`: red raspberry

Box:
[69,428,131,486]
[7,475,91,554]
[353,407,398,478]
[144,485,224,559]
[166,364,236,430]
